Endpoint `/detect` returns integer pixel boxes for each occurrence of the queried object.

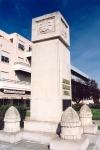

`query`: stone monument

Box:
[50,107,89,150]
[24,11,72,133]
[4,106,20,133]
[79,104,98,134]
[60,107,81,140]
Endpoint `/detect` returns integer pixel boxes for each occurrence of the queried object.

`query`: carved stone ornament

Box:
[4,106,20,133]
[60,107,81,140]
[61,19,67,38]
[37,17,55,35]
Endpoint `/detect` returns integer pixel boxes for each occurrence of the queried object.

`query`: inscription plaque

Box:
[62,84,70,90]
[62,78,70,96]
[63,90,70,95]
[62,78,70,85]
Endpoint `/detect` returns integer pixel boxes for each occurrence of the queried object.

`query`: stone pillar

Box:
[60,107,81,140]
[4,106,20,133]
[31,11,71,123]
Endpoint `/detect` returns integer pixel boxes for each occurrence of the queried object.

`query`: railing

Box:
[0,78,31,85]
[14,62,31,67]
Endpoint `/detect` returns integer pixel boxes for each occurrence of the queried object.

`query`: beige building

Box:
[0,30,33,109]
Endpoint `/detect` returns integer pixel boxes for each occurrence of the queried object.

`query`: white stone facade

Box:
[4,106,20,133]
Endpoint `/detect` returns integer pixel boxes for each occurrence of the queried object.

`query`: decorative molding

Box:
[61,19,67,38]
[37,17,55,35]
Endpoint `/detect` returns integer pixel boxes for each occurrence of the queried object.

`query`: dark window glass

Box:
[29,46,32,51]
[1,56,9,63]
[62,99,71,111]
[18,43,25,50]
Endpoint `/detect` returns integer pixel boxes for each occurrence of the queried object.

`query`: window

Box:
[18,40,25,50]
[29,46,32,51]
[18,57,24,63]
[16,74,24,82]
[0,71,8,79]
[0,35,4,38]
[1,51,9,63]
[10,38,13,43]
[18,43,25,50]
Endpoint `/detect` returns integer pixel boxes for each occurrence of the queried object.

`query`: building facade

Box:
[0,30,33,109]
[0,30,90,108]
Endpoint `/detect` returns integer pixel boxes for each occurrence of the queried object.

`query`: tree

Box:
[71,78,99,104]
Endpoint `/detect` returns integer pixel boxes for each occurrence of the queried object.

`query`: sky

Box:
[0,0,100,87]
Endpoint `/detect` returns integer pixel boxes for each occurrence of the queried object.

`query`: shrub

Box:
[72,104,83,111]
[26,111,30,116]
[89,103,100,109]
[0,113,4,130]
[16,105,27,128]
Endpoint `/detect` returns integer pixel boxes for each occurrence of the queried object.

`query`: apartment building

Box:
[0,30,33,109]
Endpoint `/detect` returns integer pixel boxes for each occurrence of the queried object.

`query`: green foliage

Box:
[89,103,100,109]
[91,108,100,115]
[0,113,4,130]
[16,105,27,128]
[72,104,83,111]
[91,108,100,120]
[92,115,100,120]
[0,104,12,116]
[73,104,100,121]
[98,126,100,130]
[26,111,30,116]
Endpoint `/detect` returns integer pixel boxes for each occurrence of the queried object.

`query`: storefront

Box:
[0,89,30,109]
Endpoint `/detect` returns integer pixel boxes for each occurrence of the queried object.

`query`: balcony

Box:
[14,62,31,73]
[0,78,31,91]
[26,50,32,57]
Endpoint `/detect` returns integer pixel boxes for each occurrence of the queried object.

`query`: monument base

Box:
[50,135,89,150]
[24,120,61,134]
[86,131,100,150]
[23,131,58,144]
[0,130,23,143]
[0,129,58,144]
[83,124,98,134]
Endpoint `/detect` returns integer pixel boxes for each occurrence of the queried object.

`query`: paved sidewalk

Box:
[0,140,49,150]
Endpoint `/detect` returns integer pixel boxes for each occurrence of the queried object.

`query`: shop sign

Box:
[4,89,25,94]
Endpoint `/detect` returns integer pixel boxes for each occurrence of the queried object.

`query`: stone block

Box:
[50,135,89,150]
[23,130,58,144]
[24,120,61,134]
[0,130,23,143]
[32,11,70,46]
[83,124,98,134]
[86,131,100,150]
